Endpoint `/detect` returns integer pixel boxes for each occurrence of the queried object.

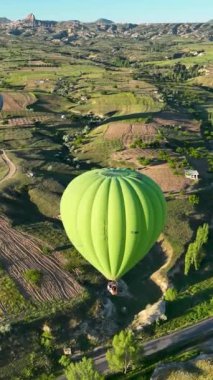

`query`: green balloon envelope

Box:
[60,168,166,281]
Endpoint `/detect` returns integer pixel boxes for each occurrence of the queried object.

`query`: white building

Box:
[184,169,199,180]
[63,347,72,355]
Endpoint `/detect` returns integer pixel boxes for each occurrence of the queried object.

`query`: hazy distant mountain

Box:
[96,18,114,24]
[0,17,11,24]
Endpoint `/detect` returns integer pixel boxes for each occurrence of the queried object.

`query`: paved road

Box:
[58,317,213,378]
[141,317,213,357]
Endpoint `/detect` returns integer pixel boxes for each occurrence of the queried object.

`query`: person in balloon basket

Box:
[107,281,118,295]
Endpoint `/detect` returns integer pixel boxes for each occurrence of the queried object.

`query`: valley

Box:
[0,13,212,380]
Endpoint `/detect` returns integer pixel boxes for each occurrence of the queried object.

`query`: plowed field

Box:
[0,219,82,303]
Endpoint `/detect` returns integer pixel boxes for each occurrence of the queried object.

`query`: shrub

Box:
[188,194,199,206]
[164,288,178,301]
[138,156,151,166]
[24,269,42,286]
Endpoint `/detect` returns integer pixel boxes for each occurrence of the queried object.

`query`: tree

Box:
[188,194,199,206]
[65,357,103,380]
[41,330,54,353]
[38,375,55,380]
[106,329,141,374]
[164,288,178,301]
[184,223,209,275]
[193,223,209,270]
[0,323,11,335]
[196,223,209,248]
[59,355,71,368]
[184,242,195,275]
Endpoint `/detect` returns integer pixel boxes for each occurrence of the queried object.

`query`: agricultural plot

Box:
[0,218,82,309]
[0,91,36,111]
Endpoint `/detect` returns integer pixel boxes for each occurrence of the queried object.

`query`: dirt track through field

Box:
[0,150,17,184]
[0,219,82,302]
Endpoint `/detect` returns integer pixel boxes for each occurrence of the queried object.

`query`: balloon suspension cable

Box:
[107,281,118,296]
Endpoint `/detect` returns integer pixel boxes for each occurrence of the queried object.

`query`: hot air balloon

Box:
[60,168,166,295]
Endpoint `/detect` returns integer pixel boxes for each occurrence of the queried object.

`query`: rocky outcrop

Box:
[0,15,212,41]
[24,13,36,26]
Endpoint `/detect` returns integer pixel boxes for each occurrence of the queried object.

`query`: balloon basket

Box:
[107,281,118,296]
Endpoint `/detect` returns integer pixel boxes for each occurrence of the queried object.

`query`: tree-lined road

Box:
[58,317,213,378]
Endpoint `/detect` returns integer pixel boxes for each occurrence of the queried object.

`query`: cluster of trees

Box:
[176,146,206,160]
[156,84,201,110]
[201,120,213,143]
[62,125,91,154]
[138,156,152,166]
[54,76,74,97]
[148,41,169,53]
[64,357,103,380]
[184,223,209,275]
[131,138,160,149]
[207,155,213,173]
[158,150,185,175]
[152,63,202,84]
[171,63,202,82]
[61,329,142,379]
[112,56,130,67]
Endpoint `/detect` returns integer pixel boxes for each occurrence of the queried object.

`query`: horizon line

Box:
[3,15,211,24]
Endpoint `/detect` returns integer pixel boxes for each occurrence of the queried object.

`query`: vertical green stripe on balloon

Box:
[107,178,127,279]
[91,178,112,279]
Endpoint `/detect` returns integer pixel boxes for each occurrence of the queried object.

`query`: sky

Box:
[1,0,213,23]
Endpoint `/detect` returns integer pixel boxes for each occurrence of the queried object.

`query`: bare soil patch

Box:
[1,92,36,112]
[104,122,157,146]
[153,111,200,132]
[140,164,189,193]
[0,219,82,303]
[111,148,190,193]
[103,111,199,148]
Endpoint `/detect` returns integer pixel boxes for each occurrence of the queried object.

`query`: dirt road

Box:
[0,150,17,184]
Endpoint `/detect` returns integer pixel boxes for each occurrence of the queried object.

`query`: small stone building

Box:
[184,169,199,180]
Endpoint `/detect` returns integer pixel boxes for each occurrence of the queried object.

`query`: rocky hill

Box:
[96,18,114,25]
[0,14,212,41]
[0,17,11,24]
